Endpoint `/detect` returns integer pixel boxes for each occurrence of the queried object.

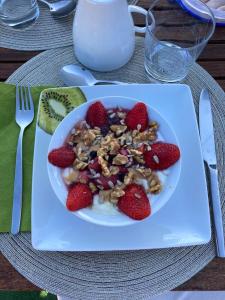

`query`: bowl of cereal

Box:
[47,96,181,226]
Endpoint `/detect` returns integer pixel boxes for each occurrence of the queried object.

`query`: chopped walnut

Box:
[89,182,97,193]
[134,156,145,164]
[129,149,142,156]
[124,169,138,185]
[112,154,129,165]
[83,129,100,146]
[110,125,127,136]
[98,156,110,177]
[99,190,111,202]
[109,166,120,175]
[109,139,120,155]
[146,172,161,194]
[149,121,158,131]
[63,169,79,185]
[133,130,157,143]
[117,111,126,119]
[73,159,88,170]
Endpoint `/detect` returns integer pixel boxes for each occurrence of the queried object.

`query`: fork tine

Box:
[20,86,25,110]
[24,86,29,110]
[16,85,20,111]
[27,85,34,112]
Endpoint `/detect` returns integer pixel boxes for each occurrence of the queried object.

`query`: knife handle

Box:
[209,165,225,257]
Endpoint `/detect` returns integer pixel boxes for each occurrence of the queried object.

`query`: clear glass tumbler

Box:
[145,0,215,82]
[0,0,39,29]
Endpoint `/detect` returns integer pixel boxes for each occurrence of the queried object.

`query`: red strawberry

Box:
[88,157,101,173]
[118,184,151,220]
[93,174,118,190]
[144,142,180,170]
[66,183,93,211]
[86,101,108,128]
[48,146,75,168]
[125,102,148,132]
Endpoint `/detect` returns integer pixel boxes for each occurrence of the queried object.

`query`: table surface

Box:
[0,0,225,292]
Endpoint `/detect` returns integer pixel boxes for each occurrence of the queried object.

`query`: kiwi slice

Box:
[38,87,86,134]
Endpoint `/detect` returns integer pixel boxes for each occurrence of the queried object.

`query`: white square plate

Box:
[32,84,211,251]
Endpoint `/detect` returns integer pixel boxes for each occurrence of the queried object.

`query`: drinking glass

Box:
[0,0,39,29]
[145,0,215,82]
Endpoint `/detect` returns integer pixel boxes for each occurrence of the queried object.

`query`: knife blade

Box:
[199,88,225,257]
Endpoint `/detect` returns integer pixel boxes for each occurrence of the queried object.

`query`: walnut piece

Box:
[112,154,129,165]
[73,159,88,170]
[110,125,127,136]
[98,156,110,177]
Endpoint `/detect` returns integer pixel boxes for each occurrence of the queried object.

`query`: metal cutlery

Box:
[199,88,225,257]
[60,64,126,86]
[11,86,34,235]
[38,0,76,17]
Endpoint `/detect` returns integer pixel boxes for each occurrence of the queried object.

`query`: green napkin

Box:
[0,83,48,232]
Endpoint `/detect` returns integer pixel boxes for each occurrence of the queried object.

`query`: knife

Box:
[199,88,225,257]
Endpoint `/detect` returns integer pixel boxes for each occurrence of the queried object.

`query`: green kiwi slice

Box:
[38,87,86,134]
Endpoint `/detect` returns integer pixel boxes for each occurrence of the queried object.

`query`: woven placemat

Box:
[0,0,137,51]
[1,37,225,299]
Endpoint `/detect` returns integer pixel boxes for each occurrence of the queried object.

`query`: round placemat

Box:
[1,37,225,299]
[0,0,137,51]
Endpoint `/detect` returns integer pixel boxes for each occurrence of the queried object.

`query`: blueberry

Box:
[109,115,120,125]
[118,173,125,182]
[108,155,115,164]
[90,151,97,159]
[101,125,110,136]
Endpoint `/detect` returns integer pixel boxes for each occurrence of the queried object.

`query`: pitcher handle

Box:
[128,5,147,33]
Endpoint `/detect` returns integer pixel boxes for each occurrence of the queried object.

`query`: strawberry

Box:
[125,102,148,132]
[48,146,75,168]
[66,183,93,211]
[144,142,180,170]
[88,157,101,173]
[118,184,151,220]
[93,174,118,190]
[86,101,108,128]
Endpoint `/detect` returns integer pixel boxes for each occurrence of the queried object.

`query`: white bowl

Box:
[47,96,181,227]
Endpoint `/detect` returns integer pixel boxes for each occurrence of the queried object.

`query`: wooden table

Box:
[0,0,225,293]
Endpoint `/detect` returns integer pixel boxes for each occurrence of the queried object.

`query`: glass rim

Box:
[146,0,216,51]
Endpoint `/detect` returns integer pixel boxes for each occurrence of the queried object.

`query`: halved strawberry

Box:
[118,184,151,220]
[66,183,93,211]
[93,174,118,190]
[125,102,148,132]
[144,142,180,170]
[86,101,108,128]
[88,157,101,173]
[48,146,75,168]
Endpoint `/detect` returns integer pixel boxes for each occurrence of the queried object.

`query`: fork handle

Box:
[11,128,24,235]
[209,165,225,257]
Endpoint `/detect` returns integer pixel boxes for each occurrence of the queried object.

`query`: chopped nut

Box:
[89,182,97,193]
[99,156,110,177]
[134,156,145,164]
[99,190,111,202]
[109,139,120,155]
[124,169,138,185]
[63,169,79,185]
[110,125,127,136]
[73,159,88,170]
[117,111,126,119]
[149,121,158,130]
[129,149,143,156]
[147,172,161,194]
[112,154,129,165]
[110,166,120,175]
[133,130,157,143]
